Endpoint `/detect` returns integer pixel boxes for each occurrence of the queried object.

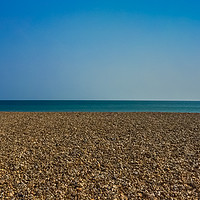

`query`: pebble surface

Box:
[0,112,200,199]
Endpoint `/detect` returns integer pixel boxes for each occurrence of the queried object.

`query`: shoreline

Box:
[1,112,200,199]
[1,111,200,113]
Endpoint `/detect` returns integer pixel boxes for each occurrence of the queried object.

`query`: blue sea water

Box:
[0,100,200,113]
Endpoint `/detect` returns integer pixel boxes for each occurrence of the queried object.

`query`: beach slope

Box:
[0,112,199,199]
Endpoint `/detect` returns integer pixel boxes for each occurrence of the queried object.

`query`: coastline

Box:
[1,112,200,199]
[1,100,200,113]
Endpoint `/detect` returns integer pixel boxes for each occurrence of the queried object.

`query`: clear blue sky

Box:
[0,0,200,100]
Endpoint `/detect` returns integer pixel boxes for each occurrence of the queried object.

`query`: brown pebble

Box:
[0,112,199,199]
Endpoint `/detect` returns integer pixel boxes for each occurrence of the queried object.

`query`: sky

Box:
[0,0,200,100]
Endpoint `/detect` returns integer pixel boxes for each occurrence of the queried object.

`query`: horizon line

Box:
[1,99,200,101]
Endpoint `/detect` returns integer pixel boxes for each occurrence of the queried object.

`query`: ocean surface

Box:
[0,100,200,113]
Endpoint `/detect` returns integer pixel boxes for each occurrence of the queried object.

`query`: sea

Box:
[0,100,200,113]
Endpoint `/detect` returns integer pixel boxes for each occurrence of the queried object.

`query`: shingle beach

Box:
[0,112,200,199]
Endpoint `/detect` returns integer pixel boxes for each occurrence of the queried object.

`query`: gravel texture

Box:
[0,112,200,199]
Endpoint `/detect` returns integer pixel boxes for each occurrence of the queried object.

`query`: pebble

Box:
[0,112,199,199]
